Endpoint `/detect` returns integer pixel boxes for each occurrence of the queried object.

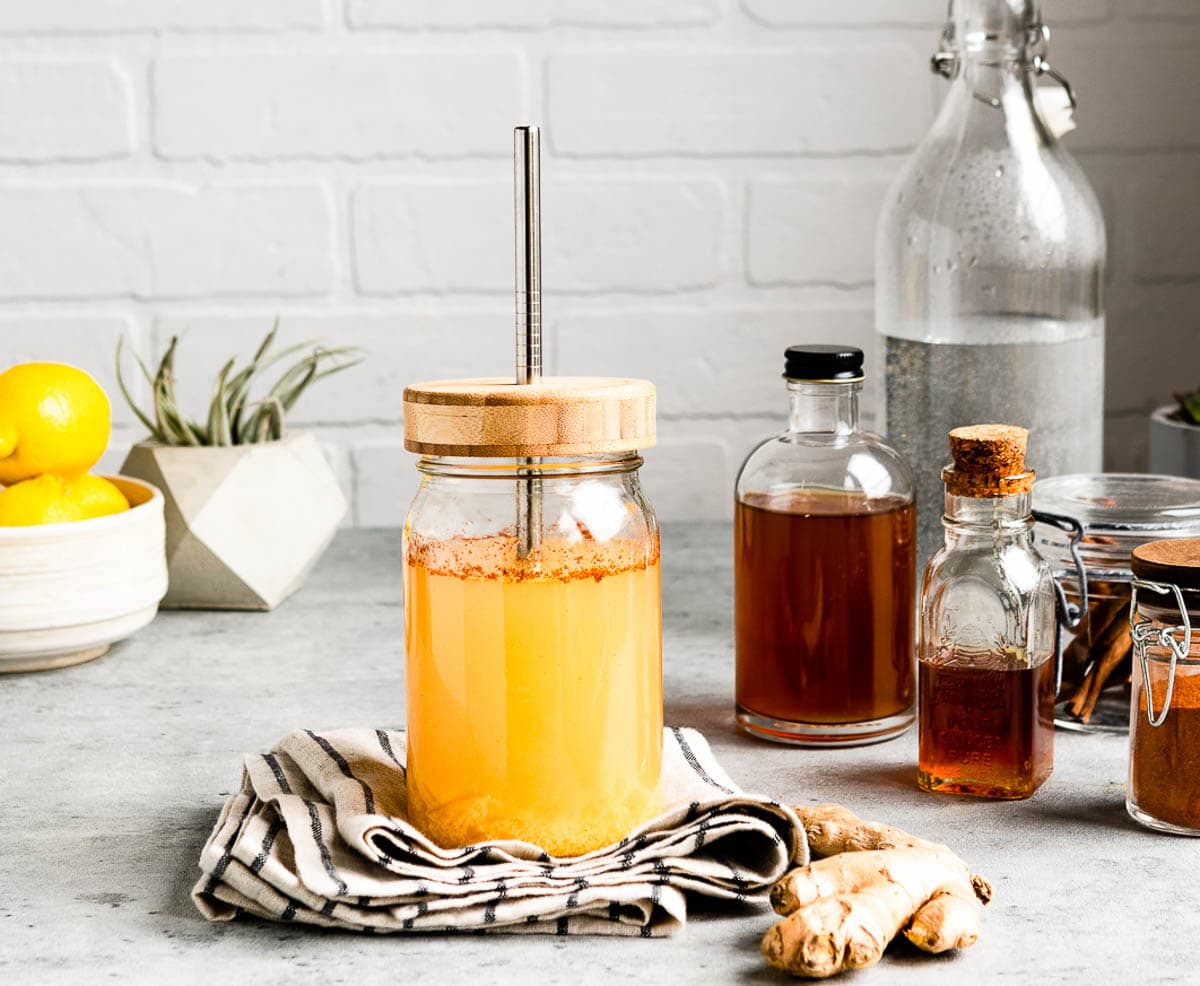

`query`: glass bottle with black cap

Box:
[734,345,917,746]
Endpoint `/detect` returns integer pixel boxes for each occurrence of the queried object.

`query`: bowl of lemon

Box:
[0,362,167,673]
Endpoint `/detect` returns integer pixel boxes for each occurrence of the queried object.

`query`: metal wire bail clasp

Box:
[1130,578,1194,727]
[931,24,959,80]
[1029,23,1077,113]
[1033,509,1090,697]
[931,20,1078,114]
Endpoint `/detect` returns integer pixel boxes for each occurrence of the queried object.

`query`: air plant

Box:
[116,322,362,446]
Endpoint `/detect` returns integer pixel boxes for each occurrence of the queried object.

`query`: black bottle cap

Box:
[783,345,864,382]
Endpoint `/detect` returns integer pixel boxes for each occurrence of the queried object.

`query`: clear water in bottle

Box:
[884,316,1103,561]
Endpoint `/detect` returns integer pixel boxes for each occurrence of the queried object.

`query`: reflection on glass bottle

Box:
[735,346,916,747]
[918,425,1056,799]
[876,0,1106,565]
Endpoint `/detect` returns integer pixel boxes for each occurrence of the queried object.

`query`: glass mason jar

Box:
[1127,538,1200,836]
[919,425,1057,799]
[402,379,662,857]
[735,345,916,746]
[876,0,1106,566]
[1034,474,1200,733]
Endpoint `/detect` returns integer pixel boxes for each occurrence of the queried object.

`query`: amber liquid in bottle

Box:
[918,650,1055,799]
[735,490,916,740]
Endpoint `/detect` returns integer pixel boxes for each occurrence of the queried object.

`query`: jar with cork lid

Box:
[918,425,1057,799]
[1127,537,1200,835]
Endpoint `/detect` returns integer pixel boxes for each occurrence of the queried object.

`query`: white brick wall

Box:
[0,0,1194,523]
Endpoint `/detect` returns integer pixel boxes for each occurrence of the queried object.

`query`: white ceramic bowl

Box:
[0,476,167,673]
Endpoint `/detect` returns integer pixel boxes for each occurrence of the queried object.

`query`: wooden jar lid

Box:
[403,376,656,457]
[1132,537,1200,592]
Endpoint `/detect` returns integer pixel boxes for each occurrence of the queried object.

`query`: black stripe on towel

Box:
[671,727,734,794]
[375,729,405,771]
[204,798,246,893]
[251,817,284,874]
[305,729,376,815]
[281,901,297,922]
[556,917,569,936]
[305,801,349,897]
[715,852,748,902]
[263,753,292,795]
[641,887,661,940]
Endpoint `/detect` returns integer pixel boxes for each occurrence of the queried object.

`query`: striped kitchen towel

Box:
[192,726,806,936]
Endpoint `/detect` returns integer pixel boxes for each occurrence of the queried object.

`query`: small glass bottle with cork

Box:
[918,424,1057,799]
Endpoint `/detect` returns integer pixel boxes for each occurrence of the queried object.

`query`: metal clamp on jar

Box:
[1034,474,1200,732]
[1127,539,1200,836]
[401,126,662,857]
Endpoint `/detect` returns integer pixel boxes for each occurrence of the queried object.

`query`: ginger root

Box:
[761,804,992,979]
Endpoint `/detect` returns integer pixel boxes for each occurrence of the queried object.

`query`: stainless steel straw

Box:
[514,125,542,558]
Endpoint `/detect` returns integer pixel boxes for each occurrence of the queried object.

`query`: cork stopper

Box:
[942,424,1035,498]
[1131,537,1200,592]
[403,376,656,457]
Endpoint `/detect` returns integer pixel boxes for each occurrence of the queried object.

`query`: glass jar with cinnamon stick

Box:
[1034,474,1200,732]
[1127,537,1200,835]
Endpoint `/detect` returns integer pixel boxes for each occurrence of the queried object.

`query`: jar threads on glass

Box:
[1127,538,1200,836]
[402,376,663,857]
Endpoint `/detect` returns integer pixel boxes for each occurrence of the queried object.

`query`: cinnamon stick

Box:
[1065,597,1126,714]
[1074,619,1133,723]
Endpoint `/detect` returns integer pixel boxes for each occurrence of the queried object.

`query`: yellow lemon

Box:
[69,474,130,520]
[0,362,111,485]
[0,474,86,526]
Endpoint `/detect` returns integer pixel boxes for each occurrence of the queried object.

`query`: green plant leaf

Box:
[251,397,285,443]
[1176,390,1200,426]
[114,337,165,442]
[115,321,362,447]
[206,358,236,447]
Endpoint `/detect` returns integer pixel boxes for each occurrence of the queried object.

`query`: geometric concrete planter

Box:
[1149,404,1200,480]
[119,432,346,610]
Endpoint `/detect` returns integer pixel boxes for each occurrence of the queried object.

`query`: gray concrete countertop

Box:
[2,524,1196,985]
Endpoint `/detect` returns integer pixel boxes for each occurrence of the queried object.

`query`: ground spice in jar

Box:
[1130,669,1200,830]
[1128,537,1200,833]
